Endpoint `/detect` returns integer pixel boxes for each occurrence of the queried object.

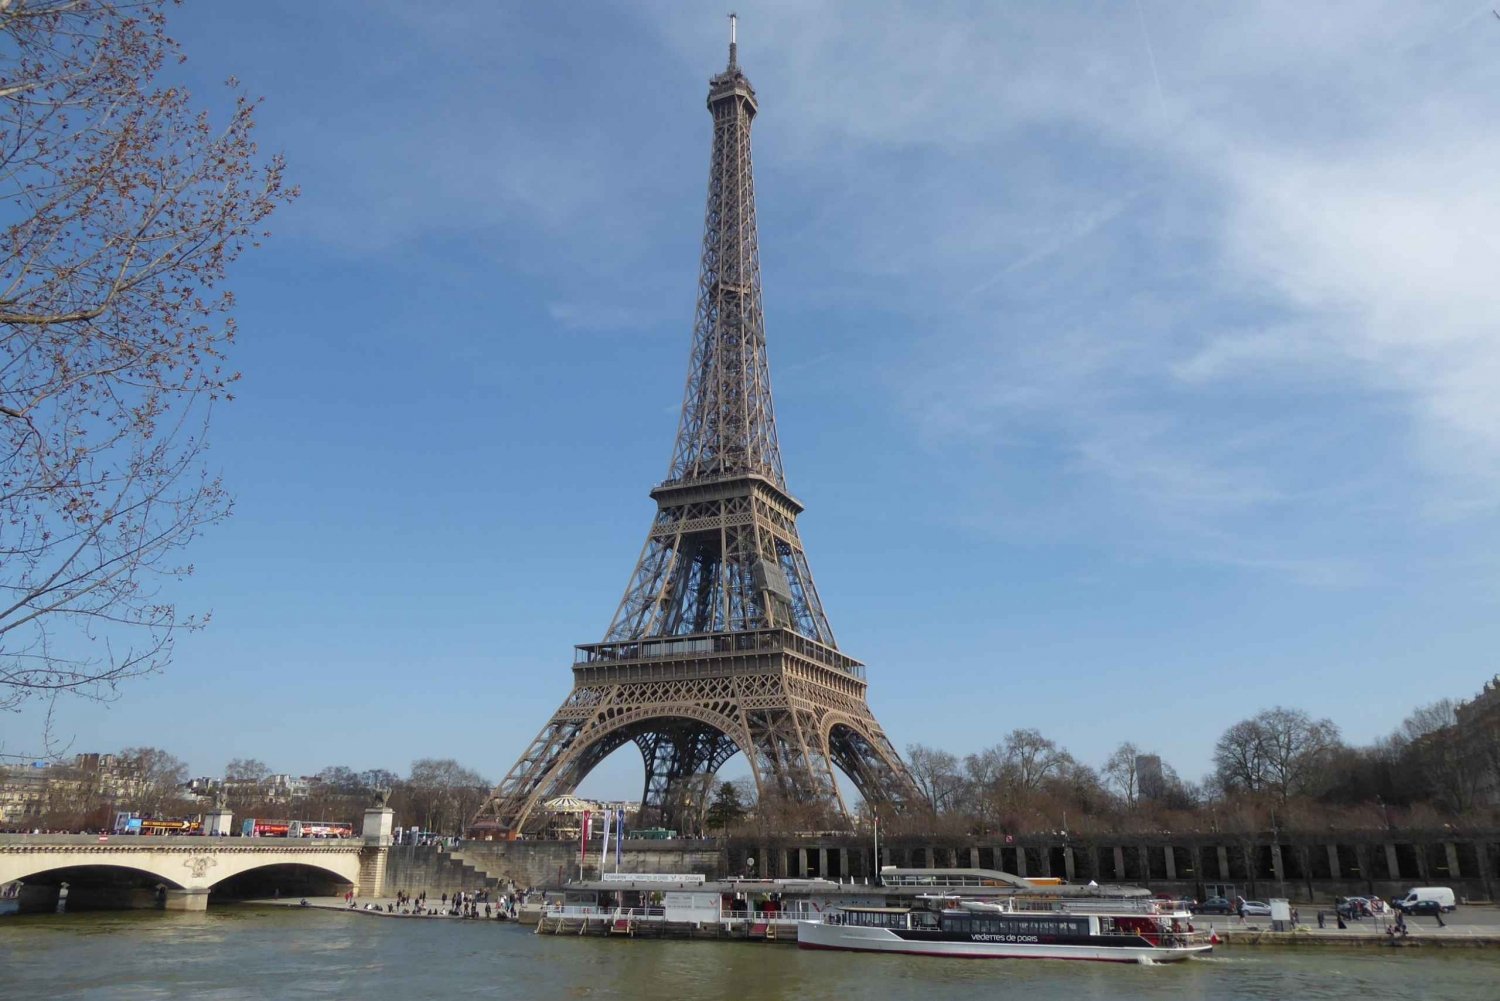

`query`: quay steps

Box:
[381,844,500,898]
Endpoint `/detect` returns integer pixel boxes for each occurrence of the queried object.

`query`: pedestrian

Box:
[1436,909,1445,928]
[1317,910,1325,929]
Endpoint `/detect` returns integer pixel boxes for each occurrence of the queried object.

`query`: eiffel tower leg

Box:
[470,717,630,836]
[824,712,922,814]
[742,705,848,824]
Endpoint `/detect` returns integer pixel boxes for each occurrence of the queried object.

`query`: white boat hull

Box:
[796,919,1211,963]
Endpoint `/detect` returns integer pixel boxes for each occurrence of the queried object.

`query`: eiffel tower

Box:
[470,20,919,838]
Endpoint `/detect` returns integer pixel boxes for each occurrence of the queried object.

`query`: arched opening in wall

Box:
[9,864,183,913]
[211,863,353,903]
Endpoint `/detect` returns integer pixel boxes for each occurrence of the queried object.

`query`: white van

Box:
[1394,887,1456,913]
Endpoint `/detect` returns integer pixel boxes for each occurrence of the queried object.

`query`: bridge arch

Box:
[207,860,357,901]
[3,857,186,889]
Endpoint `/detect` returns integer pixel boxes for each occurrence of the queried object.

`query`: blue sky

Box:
[10,2,1500,802]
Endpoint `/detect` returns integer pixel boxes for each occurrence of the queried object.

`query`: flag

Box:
[615,808,624,867]
[599,808,612,863]
[580,810,592,866]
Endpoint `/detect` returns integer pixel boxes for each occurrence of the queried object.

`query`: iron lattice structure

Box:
[471,33,919,838]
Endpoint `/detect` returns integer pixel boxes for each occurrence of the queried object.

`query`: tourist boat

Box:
[796,895,1213,963]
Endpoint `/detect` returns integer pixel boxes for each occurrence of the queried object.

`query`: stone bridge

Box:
[1,809,394,911]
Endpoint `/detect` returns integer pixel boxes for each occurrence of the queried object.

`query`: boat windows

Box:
[949,915,1090,937]
[837,908,910,929]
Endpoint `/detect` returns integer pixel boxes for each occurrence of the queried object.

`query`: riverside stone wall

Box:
[725,829,1500,903]
[382,840,722,894]
[387,828,1500,901]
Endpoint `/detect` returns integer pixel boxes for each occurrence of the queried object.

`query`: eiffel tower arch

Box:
[470,22,919,838]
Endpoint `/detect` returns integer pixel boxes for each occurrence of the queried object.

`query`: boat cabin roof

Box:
[837,906,911,914]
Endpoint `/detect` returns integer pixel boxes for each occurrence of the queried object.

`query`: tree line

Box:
[877,701,1500,838]
[13,752,490,835]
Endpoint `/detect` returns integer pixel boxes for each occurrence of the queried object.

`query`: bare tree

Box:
[1103,742,1142,806]
[1259,707,1341,802]
[0,1,293,724]
[1214,707,1341,803]
[1002,728,1071,792]
[905,743,964,814]
[118,745,186,813]
[1395,700,1487,815]
[220,756,268,811]
[404,758,488,835]
[1213,718,1269,795]
[960,746,1005,828]
[224,757,270,783]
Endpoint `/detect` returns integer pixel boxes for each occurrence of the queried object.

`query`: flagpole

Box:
[580,809,591,882]
[600,808,612,883]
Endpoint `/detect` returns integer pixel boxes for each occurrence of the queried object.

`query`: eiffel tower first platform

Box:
[470,23,919,838]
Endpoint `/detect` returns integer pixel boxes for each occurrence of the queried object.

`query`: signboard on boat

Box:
[663,892,721,922]
[600,873,706,884]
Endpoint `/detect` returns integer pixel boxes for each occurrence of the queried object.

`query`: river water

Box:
[3,908,1498,1000]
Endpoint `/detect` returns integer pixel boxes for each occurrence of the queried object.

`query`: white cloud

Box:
[1219,138,1500,492]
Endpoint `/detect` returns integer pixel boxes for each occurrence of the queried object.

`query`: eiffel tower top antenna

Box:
[728,12,738,68]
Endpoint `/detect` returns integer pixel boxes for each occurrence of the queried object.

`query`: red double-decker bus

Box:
[242,818,291,837]
[241,819,354,838]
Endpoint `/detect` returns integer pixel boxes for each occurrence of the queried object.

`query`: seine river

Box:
[4,908,1499,1000]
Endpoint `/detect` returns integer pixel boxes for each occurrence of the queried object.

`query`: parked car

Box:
[1194,897,1234,915]
[1240,900,1272,917]
[1394,887,1456,913]
[1401,899,1444,917]
[1336,896,1372,919]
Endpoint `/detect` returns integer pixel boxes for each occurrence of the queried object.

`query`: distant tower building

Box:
[469,21,919,838]
[1136,754,1165,801]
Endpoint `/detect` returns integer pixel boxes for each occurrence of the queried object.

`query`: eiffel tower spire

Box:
[602,25,833,648]
[669,14,780,490]
[470,26,918,840]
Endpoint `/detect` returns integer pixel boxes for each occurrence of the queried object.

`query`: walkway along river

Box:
[3,907,1500,1001]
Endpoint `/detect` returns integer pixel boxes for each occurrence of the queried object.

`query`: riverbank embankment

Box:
[1202,906,1500,948]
